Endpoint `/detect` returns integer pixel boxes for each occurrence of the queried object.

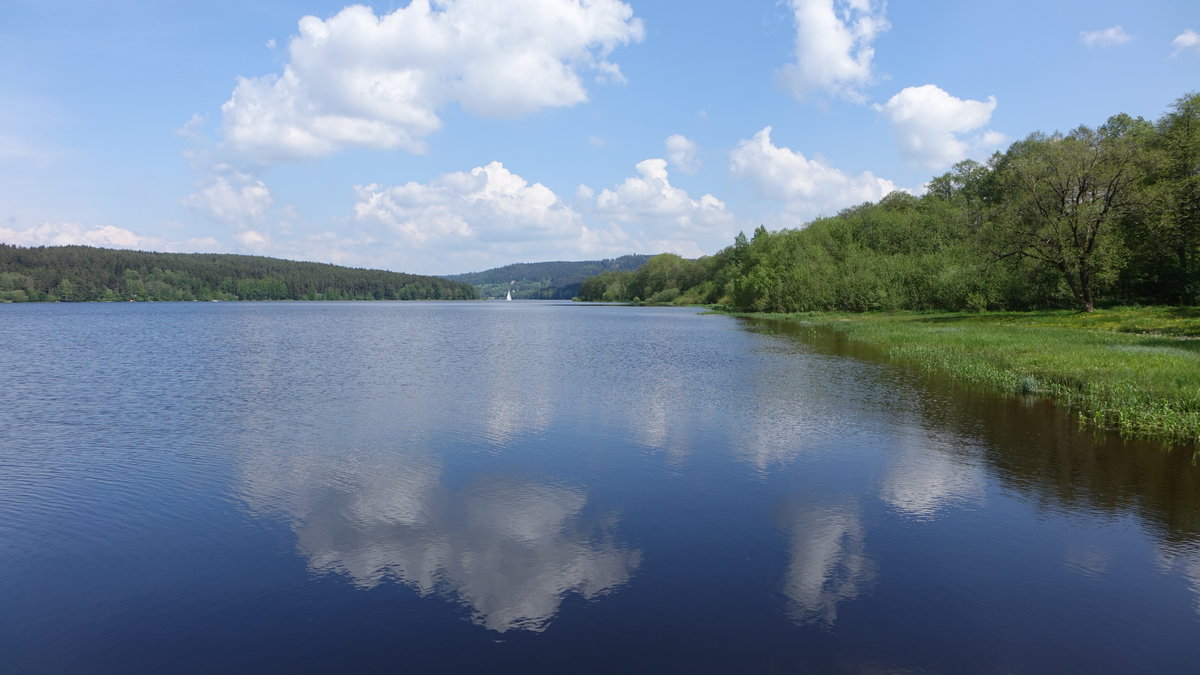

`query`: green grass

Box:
[731,306,1200,445]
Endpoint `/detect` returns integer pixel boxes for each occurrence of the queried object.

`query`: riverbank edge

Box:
[708,307,1200,447]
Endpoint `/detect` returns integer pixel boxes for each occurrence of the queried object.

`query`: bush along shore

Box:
[725,307,1200,446]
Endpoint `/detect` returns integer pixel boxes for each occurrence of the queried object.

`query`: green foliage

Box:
[577,92,1199,315]
[750,307,1200,444]
[1124,92,1200,304]
[576,253,714,304]
[0,245,478,302]
[986,118,1148,311]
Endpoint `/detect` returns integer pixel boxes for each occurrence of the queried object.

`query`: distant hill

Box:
[0,244,478,302]
[445,255,653,299]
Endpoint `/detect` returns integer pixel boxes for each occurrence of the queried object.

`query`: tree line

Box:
[0,245,479,302]
[579,93,1200,313]
[445,254,651,299]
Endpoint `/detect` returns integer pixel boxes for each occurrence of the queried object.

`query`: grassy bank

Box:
[729,306,1200,445]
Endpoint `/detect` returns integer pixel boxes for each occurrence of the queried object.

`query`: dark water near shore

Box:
[2,301,1198,673]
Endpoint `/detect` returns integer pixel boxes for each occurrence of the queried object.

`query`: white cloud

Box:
[664,134,699,173]
[0,223,235,255]
[875,84,1005,170]
[595,158,733,234]
[730,126,896,222]
[354,161,583,247]
[1080,25,1132,47]
[346,158,735,272]
[175,113,207,143]
[776,0,890,103]
[294,231,376,266]
[234,229,270,248]
[219,1,644,162]
[181,167,274,225]
[0,222,145,248]
[1172,29,1200,56]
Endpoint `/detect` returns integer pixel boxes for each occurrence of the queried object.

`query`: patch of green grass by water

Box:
[735,306,1200,445]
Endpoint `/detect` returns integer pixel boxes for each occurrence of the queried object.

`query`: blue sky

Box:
[2,0,1197,275]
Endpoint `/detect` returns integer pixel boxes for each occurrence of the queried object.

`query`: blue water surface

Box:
[1,301,1198,673]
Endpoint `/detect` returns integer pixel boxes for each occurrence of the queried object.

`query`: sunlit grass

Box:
[739,306,1200,445]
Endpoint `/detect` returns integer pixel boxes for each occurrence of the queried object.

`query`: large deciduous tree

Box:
[986,116,1148,311]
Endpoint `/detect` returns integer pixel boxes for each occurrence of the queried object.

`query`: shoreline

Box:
[715,306,1200,446]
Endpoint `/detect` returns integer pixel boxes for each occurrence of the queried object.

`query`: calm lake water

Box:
[2,301,1199,673]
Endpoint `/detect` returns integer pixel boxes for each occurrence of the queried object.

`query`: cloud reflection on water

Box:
[1157,543,1200,616]
[731,350,854,473]
[239,449,640,632]
[781,500,875,627]
[880,428,986,521]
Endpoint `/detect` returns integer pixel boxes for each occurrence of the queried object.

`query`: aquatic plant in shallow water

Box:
[748,307,1200,444]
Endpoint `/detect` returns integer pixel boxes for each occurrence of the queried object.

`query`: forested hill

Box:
[445,254,652,299]
[0,245,478,302]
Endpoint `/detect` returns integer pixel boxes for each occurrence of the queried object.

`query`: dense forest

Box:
[0,246,478,302]
[580,93,1200,313]
[445,255,651,299]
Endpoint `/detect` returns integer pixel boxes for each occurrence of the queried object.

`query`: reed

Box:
[741,306,1200,445]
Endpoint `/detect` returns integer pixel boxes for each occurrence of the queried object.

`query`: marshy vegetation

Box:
[747,307,1200,444]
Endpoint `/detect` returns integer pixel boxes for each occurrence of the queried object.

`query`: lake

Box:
[1,301,1198,673]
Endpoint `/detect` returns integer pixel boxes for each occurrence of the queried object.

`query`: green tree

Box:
[986,119,1147,311]
[1150,92,1200,302]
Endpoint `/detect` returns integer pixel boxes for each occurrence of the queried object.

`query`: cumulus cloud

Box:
[219,1,644,161]
[664,134,699,173]
[594,158,733,234]
[0,222,235,255]
[776,0,889,103]
[875,84,1005,170]
[181,166,274,225]
[1172,29,1200,56]
[730,126,896,222]
[354,161,583,246]
[1080,25,1132,47]
[0,222,145,248]
[346,157,734,271]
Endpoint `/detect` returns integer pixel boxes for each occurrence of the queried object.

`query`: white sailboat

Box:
[505,280,514,301]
